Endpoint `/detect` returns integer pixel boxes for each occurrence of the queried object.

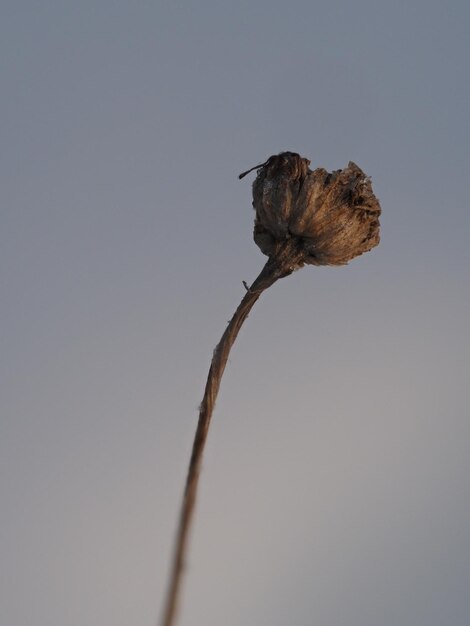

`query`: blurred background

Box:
[1,1,469,625]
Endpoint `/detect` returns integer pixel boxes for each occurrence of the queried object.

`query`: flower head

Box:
[245,152,381,266]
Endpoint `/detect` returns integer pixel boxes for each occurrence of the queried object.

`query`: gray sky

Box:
[1,1,469,625]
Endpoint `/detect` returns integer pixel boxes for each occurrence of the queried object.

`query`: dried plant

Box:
[160,152,381,626]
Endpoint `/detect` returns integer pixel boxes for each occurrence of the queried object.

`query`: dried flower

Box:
[241,152,381,266]
[161,151,381,626]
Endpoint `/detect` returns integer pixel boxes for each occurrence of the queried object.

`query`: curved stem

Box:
[160,245,302,626]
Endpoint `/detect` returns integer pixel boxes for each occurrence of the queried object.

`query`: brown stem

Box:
[160,244,303,626]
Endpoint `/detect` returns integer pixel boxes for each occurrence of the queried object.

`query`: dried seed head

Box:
[243,152,381,266]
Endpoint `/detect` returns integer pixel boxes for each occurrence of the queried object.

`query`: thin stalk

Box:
[160,244,303,626]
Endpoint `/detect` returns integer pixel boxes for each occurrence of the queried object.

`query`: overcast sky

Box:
[1,1,470,625]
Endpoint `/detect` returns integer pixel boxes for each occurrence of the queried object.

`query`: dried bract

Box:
[248,152,381,266]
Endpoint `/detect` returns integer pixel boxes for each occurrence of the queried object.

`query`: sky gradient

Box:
[1,1,470,625]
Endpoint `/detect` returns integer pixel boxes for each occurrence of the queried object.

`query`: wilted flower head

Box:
[240,152,381,266]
